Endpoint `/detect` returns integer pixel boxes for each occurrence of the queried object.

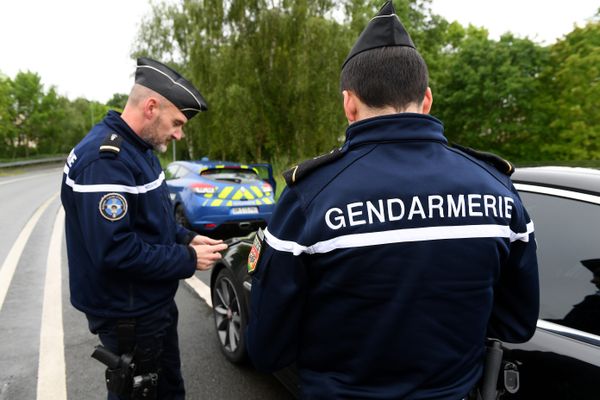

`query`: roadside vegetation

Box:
[1,0,599,180]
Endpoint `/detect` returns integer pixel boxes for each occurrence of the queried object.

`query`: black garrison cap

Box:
[581,259,600,274]
[342,1,415,69]
[135,57,208,120]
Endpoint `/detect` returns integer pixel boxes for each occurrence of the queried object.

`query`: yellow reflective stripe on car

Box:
[226,201,232,206]
[231,190,243,200]
[262,197,273,205]
[211,199,223,207]
[204,193,213,198]
[250,186,263,198]
[232,188,255,200]
[255,199,262,205]
[219,186,234,199]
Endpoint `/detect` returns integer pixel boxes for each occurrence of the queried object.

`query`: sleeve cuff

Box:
[181,231,197,245]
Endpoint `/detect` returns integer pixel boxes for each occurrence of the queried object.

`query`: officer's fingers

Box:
[193,244,226,256]
[210,243,228,252]
[191,235,223,245]
[195,254,221,270]
[200,235,224,245]
[194,247,222,262]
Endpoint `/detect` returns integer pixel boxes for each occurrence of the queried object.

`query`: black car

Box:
[209,166,600,399]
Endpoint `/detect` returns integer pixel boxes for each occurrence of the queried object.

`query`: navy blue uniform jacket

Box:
[61,111,197,318]
[246,114,539,399]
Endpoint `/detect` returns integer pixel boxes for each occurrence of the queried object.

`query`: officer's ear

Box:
[143,97,160,121]
[343,90,359,124]
[420,87,433,115]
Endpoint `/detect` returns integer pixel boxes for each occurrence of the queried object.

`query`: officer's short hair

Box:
[340,46,429,111]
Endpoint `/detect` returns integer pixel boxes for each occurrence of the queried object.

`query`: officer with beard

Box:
[61,57,227,399]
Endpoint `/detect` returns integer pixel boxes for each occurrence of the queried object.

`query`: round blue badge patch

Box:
[99,193,128,221]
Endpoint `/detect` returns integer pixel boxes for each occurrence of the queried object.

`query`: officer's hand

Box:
[190,234,224,246]
[190,243,228,271]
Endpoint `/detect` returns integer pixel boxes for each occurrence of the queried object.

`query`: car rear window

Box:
[200,168,260,183]
[519,192,600,336]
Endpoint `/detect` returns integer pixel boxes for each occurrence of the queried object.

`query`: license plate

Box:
[232,207,259,215]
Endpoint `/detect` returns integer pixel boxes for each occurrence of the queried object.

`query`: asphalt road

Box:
[0,166,293,400]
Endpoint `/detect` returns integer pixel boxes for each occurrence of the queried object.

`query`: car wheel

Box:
[174,204,191,229]
[212,267,248,364]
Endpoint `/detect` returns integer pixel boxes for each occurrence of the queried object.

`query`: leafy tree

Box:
[434,27,548,160]
[133,0,448,168]
[537,19,600,160]
[8,71,46,157]
[0,75,16,158]
[106,93,129,111]
[29,86,65,154]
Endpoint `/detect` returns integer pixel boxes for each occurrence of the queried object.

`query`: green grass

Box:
[0,169,25,177]
[0,154,65,163]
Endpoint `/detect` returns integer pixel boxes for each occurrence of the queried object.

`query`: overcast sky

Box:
[0,0,597,103]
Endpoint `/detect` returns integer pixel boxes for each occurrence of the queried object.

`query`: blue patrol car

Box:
[165,158,276,238]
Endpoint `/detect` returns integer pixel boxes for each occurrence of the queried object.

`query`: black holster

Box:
[468,340,520,400]
[91,319,158,400]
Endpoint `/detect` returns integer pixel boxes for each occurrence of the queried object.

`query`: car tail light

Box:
[262,183,273,194]
[190,183,216,194]
[204,223,217,229]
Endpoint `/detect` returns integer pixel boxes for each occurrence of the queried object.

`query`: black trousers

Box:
[87,300,185,400]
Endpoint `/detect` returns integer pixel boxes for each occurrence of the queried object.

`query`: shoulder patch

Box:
[99,132,123,157]
[283,147,344,186]
[247,228,265,275]
[451,143,515,176]
[99,193,128,221]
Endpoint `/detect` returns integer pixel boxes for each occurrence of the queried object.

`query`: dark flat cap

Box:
[581,259,600,274]
[135,57,208,120]
[342,1,415,69]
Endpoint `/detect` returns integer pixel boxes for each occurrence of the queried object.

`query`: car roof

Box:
[512,166,600,196]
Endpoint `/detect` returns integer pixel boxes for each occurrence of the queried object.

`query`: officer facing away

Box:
[61,57,227,399]
[245,2,539,399]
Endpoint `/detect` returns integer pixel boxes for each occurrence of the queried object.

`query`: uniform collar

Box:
[344,113,446,148]
[104,110,154,151]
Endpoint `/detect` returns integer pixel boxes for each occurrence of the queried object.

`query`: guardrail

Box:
[0,156,67,169]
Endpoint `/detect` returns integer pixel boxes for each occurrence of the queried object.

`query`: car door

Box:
[504,184,600,399]
[248,163,277,195]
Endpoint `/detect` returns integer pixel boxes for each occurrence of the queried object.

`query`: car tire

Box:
[175,204,192,229]
[211,267,248,364]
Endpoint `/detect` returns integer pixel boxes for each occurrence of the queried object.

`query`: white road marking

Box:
[185,276,213,308]
[36,207,67,400]
[0,170,61,187]
[0,192,59,312]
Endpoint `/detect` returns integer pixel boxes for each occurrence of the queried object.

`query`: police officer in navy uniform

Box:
[245,2,539,399]
[61,57,228,399]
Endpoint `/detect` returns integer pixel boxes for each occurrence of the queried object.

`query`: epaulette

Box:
[451,143,515,176]
[99,133,123,158]
[283,147,344,186]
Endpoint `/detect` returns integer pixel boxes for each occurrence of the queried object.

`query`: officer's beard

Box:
[140,116,168,153]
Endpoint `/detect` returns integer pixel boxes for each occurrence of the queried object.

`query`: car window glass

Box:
[519,192,600,337]
[201,168,260,183]
[165,165,179,180]
[175,166,191,179]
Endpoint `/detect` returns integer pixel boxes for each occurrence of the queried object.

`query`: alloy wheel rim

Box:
[214,276,242,353]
